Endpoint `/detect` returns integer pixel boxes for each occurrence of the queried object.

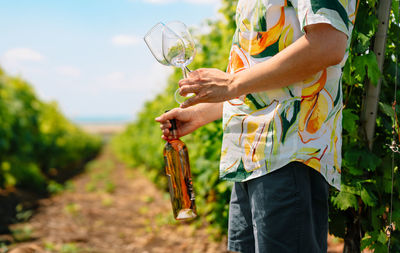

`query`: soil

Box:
[1,146,345,253]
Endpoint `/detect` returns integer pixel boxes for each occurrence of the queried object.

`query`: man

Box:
[156,0,358,252]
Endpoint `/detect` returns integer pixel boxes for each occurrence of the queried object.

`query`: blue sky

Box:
[0,0,220,121]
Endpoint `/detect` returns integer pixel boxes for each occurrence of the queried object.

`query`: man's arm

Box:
[232,23,347,95]
[179,23,347,108]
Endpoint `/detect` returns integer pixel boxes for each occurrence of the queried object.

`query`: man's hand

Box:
[178,68,237,108]
[155,103,223,140]
[156,107,201,140]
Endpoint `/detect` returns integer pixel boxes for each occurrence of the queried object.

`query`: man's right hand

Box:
[155,103,223,140]
[155,107,202,140]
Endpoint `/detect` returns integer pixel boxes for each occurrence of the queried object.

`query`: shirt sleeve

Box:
[290,0,358,38]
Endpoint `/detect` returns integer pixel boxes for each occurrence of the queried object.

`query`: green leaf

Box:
[377,230,387,244]
[352,53,381,85]
[360,186,377,207]
[341,184,361,195]
[379,102,394,117]
[392,0,399,22]
[361,233,374,250]
[343,149,365,175]
[353,55,367,82]
[332,191,359,210]
[360,152,381,172]
[343,109,359,136]
[365,53,381,85]
[355,32,371,53]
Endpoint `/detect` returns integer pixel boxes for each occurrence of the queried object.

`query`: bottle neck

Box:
[171,129,178,140]
[170,119,178,140]
[164,110,179,141]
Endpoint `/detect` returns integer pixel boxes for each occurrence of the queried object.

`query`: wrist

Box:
[229,71,244,98]
[229,70,247,98]
[194,103,223,125]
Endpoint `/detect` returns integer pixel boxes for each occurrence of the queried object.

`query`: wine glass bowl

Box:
[144,21,197,104]
[162,21,196,103]
[164,21,196,69]
[162,26,187,68]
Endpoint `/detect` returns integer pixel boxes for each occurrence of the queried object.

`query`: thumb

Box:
[155,108,178,122]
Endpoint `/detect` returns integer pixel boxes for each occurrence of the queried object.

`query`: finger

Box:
[160,124,169,132]
[155,114,164,122]
[180,95,203,108]
[179,72,203,87]
[160,122,172,130]
[188,69,201,78]
[155,108,178,122]
[179,85,200,97]
[162,128,170,136]
[178,78,194,88]
[163,133,174,140]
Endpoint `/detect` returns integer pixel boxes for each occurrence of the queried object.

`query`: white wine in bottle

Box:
[163,118,197,220]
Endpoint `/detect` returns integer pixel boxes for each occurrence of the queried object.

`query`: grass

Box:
[15,204,33,222]
[155,213,176,226]
[101,195,114,207]
[85,181,97,192]
[60,243,80,253]
[10,225,33,242]
[64,202,81,216]
[44,241,84,253]
[84,158,117,194]
[141,195,154,204]
[138,206,149,215]
[104,180,115,193]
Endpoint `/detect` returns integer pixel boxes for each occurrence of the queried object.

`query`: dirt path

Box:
[4,145,345,253]
[6,147,228,253]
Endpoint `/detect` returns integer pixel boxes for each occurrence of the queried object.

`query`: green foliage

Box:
[0,67,102,193]
[330,0,400,251]
[352,52,381,85]
[113,0,400,250]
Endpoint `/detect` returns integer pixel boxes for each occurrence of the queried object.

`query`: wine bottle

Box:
[163,118,197,220]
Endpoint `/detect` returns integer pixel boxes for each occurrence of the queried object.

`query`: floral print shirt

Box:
[220,0,359,189]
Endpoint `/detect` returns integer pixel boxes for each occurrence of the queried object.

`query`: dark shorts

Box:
[227,162,329,253]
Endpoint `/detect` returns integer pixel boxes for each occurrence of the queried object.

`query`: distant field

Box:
[78,123,127,135]
[72,116,131,136]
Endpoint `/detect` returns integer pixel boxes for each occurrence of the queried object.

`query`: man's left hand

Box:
[178,68,237,108]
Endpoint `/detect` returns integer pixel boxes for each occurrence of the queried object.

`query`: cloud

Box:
[56,66,81,78]
[3,48,44,63]
[0,48,45,75]
[111,35,141,46]
[106,71,125,82]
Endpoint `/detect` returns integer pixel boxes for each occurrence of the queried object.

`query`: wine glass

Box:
[144,21,196,104]
[162,21,196,104]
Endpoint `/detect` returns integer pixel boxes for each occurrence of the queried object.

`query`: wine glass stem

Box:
[182,67,188,78]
